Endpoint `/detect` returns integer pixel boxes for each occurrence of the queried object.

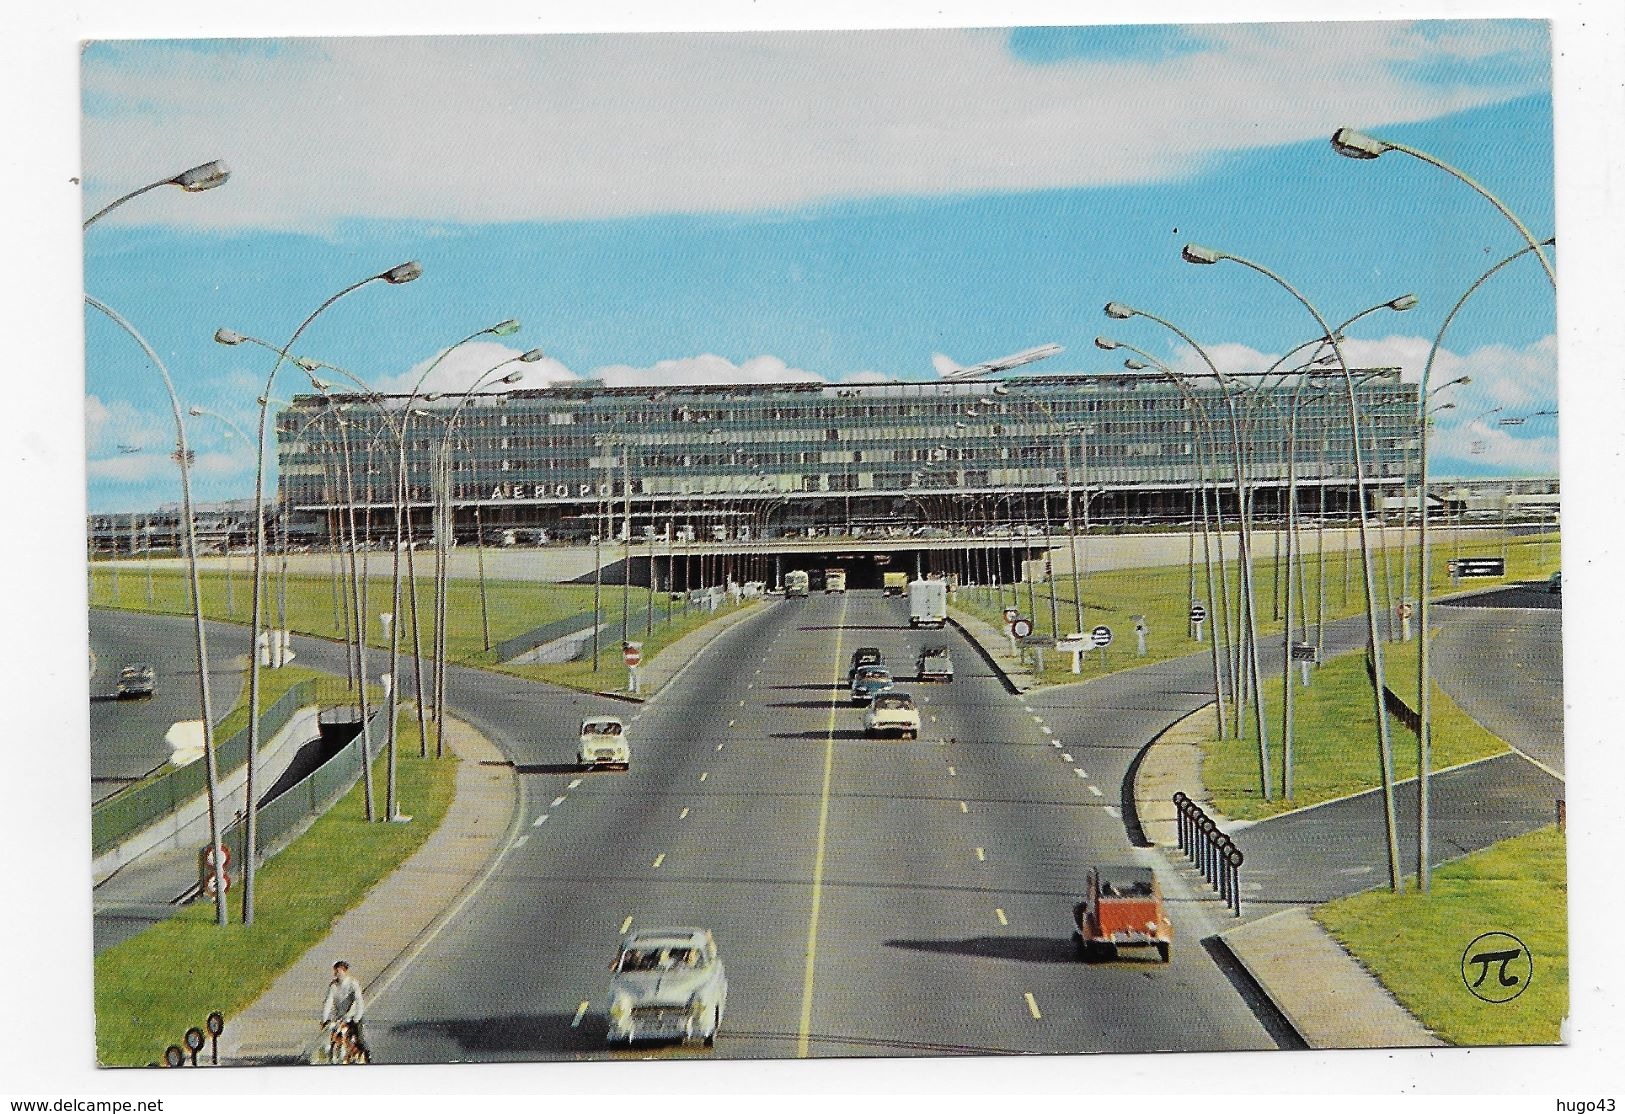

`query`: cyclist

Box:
[321,960,370,1063]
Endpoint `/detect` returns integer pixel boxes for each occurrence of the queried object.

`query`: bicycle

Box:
[317,1020,370,1065]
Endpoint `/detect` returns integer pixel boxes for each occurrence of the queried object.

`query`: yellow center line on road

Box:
[797,591,849,1058]
[699,771,709,782]
[652,853,666,869]
[620,915,633,934]
[572,1001,590,1027]
[1024,992,1042,1019]
[959,801,968,813]
[975,847,985,862]
[995,908,1008,926]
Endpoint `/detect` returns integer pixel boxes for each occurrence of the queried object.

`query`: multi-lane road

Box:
[89,577,1562,1061]
[370,591,1279,1059]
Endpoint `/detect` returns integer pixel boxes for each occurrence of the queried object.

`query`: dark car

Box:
[116,664,155,699]
[848,647,883,683]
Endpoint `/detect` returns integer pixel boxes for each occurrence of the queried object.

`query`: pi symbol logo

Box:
[1460,932,1532,1003]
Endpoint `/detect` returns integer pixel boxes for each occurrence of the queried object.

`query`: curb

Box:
[219,712,519,1066]
[945,615,1023,695]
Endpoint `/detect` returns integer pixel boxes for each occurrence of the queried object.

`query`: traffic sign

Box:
[1396,601,1414,619]
[1011,618,1033,639]
[1454,557,1505,578]
[1189,603,1207,623]
[1091,625,1113,648]
[1055,635,1088,652]
[1290,641,1318,663]
[1003,607,1020,625]
[622,642,643,667]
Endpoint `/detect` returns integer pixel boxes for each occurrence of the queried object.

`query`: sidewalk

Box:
[612,598,771,699]
[221,714,518,1065]
[1218,908,1441,1048]
[1131,704,1222,847]
[948,606,1037,693]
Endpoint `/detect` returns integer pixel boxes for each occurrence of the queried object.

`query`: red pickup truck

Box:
[1073,865,1172,962]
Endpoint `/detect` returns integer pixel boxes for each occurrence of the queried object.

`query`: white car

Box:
[605,928,728,1046]
[578,717,630,770]
[864,692,921,739]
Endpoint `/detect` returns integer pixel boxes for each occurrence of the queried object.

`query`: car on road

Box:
[578,716,630,770]
[848,646,883,683]
[1073,865,1172,963]
[850,665,895,704]
[915,645,954,682]
[116,664,155,699]
[1548,570,1561,594]
[605,927,728,1046]
[863,692,921,739]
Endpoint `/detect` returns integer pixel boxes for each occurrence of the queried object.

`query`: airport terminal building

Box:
[266,370,1423,544]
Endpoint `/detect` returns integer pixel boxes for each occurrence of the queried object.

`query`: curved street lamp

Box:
[1180,241,1402,891]
[1101,302,1271,792]
[212,259,421,924]
[1330,128,1555,288]
[85,295,230,926]
[1414,236,1555,891]
[428,354,541,757]
[1095,336,1231,742]
[84,160,230,229]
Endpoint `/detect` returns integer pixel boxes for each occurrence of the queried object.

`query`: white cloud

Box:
[85,394,169,456]
[372,340,572,396]
[80,23,1546,229]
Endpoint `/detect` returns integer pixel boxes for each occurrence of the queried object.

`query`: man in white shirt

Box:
[321,960,369,1060]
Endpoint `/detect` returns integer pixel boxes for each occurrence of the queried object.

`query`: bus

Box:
[784,569,810,598]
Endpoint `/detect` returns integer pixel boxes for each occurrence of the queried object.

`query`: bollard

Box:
[184,1026,205,1067]
[206,1011,225,1066]
[1212,833,1233,906]
[1557,798,1566,832]
[1225,845,1245,916]
[162,1045,185,1068]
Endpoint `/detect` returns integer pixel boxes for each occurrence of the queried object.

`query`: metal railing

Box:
[92,680,316,855]
[1173,791,1244,916]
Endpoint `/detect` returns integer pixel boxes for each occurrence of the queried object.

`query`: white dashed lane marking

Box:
[551,796,566,808]
[533,814,550,826]
[567,779,582,789]
[1088,785,1103,797]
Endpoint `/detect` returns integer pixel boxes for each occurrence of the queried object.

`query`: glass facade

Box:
[273,371,1420,540]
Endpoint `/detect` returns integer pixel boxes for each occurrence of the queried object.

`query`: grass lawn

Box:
[1314,826,1567,1046]
[1202,635,1508,821]
[502,597,758,691]
[93,707,456,1066]
[88,565,749,692]
[952,532,1558,688]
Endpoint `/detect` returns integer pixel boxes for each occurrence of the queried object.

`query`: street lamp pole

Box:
[85,295,230,926]
[1415,237,1554,891]
[214,259,421,923]
[1331,129,1555,288]
[83,160,230,229]
[1097,339,1230,740]
[1104,302,1270,793]
[1181,243,1402,890]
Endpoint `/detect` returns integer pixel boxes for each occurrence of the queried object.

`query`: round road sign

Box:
[1091,625,1113,648]
[1011,618,1033,638]
[623,645,642,667]
[1397,602,1414,619]
[1189,603,1207,623]
[1002,607,1020,625]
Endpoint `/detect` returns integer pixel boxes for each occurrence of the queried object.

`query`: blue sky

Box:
[81,21,1558,512]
